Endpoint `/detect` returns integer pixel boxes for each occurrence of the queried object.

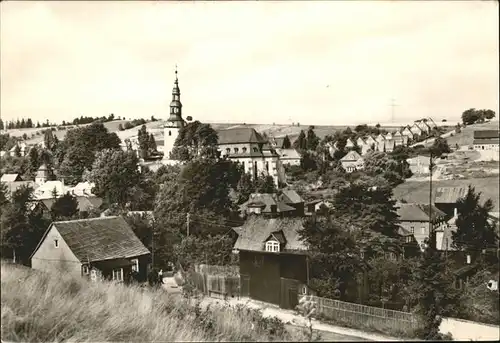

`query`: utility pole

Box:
[390,98,399,124]
[429,152,434,250]
[151,219,155,269]
[186,213,190,237]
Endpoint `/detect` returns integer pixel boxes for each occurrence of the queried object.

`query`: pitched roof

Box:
[277,148,301,160]
[434,187,468,204]
[39,196,103,212]
[280,189,303,204]
[473,138,499,145]
[3,181,39,196]
[341,150,362,161]
[32,216,150,262]
[33,181,67,200]
[397,203,447,222]
[473,130,499,139]
[274,137,285,148]
[217,127,266,144]
[241,193,296,213]
[233,217,307,252]
[1,174,21,182]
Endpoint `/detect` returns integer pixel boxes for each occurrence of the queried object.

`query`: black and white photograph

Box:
[0,1,499,342]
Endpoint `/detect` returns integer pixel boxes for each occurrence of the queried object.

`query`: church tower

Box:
[163,66,185,160]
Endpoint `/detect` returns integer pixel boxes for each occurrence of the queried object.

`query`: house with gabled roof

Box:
[232,217,311,309]
[239,190,304,218]
[396,202,447,251]
[473,130,499,152]
[217,127,284,186]
[1,173,22,183]
[392,130,406,147]
[375,133,386,152]
[384,132,395,152]
[434,186,469,219]
[345,138,355,150]
[30,216,151,283]
[356,137,371,155]
[340,150,363,173]
[410,123,423,137]
[401,126,414,141]
[276,148,301,166]
[364,135,377,151]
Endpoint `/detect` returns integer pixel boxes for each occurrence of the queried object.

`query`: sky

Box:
[1,1,499,126]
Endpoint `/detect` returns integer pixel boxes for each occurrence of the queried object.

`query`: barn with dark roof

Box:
[30,216,151,283]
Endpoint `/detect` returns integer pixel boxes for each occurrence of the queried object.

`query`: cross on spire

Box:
[175,64,178,81]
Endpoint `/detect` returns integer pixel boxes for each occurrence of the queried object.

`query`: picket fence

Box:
[307,295,420,333]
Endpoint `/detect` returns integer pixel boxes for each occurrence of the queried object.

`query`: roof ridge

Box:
[53,215,120,224]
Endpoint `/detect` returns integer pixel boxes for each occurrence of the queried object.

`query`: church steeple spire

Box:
[167,65,184,128]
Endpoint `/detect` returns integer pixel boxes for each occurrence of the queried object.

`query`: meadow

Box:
[0,262,307,342]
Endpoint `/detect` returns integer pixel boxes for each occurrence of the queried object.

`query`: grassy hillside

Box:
[393,176,500,211]
[1,263,306,342]
[446,121,499,147]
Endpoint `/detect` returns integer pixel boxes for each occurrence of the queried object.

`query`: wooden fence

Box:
[308,295,420,333]
[191,264,240,299]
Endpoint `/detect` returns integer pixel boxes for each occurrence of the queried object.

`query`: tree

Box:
[26,118,33,128]
[28,145,41,176]
[14,145,21,157]
[282,135,291,149]
[138,125,151,158]
[118,124,124,131]
[306,126,320,151]
[254,173,277,193]
[452,186,497,259]
[171,121,219,161]
[429,137,451,158]
[462,108,495,125]
[44,129,56,151]
[50,192,79,220]
[173,234,235,269]
[414,239,462,340]
[364,150,412,187]
[0,119,3,131]
[299,215,364,301]
[333,176,400,237]
[293,130,307,151]
[149,133,157,152]
[58,122,121,184]
[85,149,141,207]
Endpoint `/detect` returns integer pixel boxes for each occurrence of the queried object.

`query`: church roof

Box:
[217,127,266,144]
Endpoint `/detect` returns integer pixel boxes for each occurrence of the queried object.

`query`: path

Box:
[198,296,402,342]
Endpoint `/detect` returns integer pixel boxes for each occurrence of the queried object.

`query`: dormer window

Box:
[265,241,280,253]
[54,239,59,248]
[82,265,89,275]
[234,147,239,153]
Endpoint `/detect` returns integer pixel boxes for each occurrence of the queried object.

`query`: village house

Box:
[384,132,395,152]
[396,202,448,250]
[406,155,433,175]
[1,173,23,183]
[392,130,404,147]
[30,216,151,283]
[304,199,334,215]
[401,126,414,142]
[275,148,301,166]
[9,142,28,157]
[473,130,499,151]
[217,127,285,186]
[232,217,312,309]
[239,189,304,218]
[415,120,431,134]
[356,137,371,155]
[364,135,377,152]
[340,150,364,173]
[345,138,355,150]
[32,195,103,217]
[375,133,386,152]
[434,186,468,220]
[410,123,423,137]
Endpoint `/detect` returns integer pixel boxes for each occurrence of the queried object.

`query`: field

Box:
[0,262,307,342]
[445,121,499,148]
[393,176,500,211]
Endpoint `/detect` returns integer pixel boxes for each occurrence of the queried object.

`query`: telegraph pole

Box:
[429,153,435,250]
[186,213,190,237]
[151,219,155,269]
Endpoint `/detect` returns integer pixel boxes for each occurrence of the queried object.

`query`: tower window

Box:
[253,147,258,153]
[242,147,247,153]
[54,239,59,248]
[169,131,172,136]
[226,148,230,154]
[234,148,239,153]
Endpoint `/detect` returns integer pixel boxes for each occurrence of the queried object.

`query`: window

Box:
[242,147,247,153]
[421,227,426,234]
[82,265,89,275]
[131,259,139,273]
[112,268,124,282]
[54,239,59,248]
[90,269,97,281]
[234,147,239,153]
[265,162,269,172]
[265,240,280,253]
[168,131,172,136]
[253,147,258,153]
[406,236,412,244]
[410,227,415,234]
[300,285,307,295]
[226,148,230,154]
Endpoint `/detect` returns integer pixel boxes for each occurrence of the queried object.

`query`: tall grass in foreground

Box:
[1,263,306,342]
